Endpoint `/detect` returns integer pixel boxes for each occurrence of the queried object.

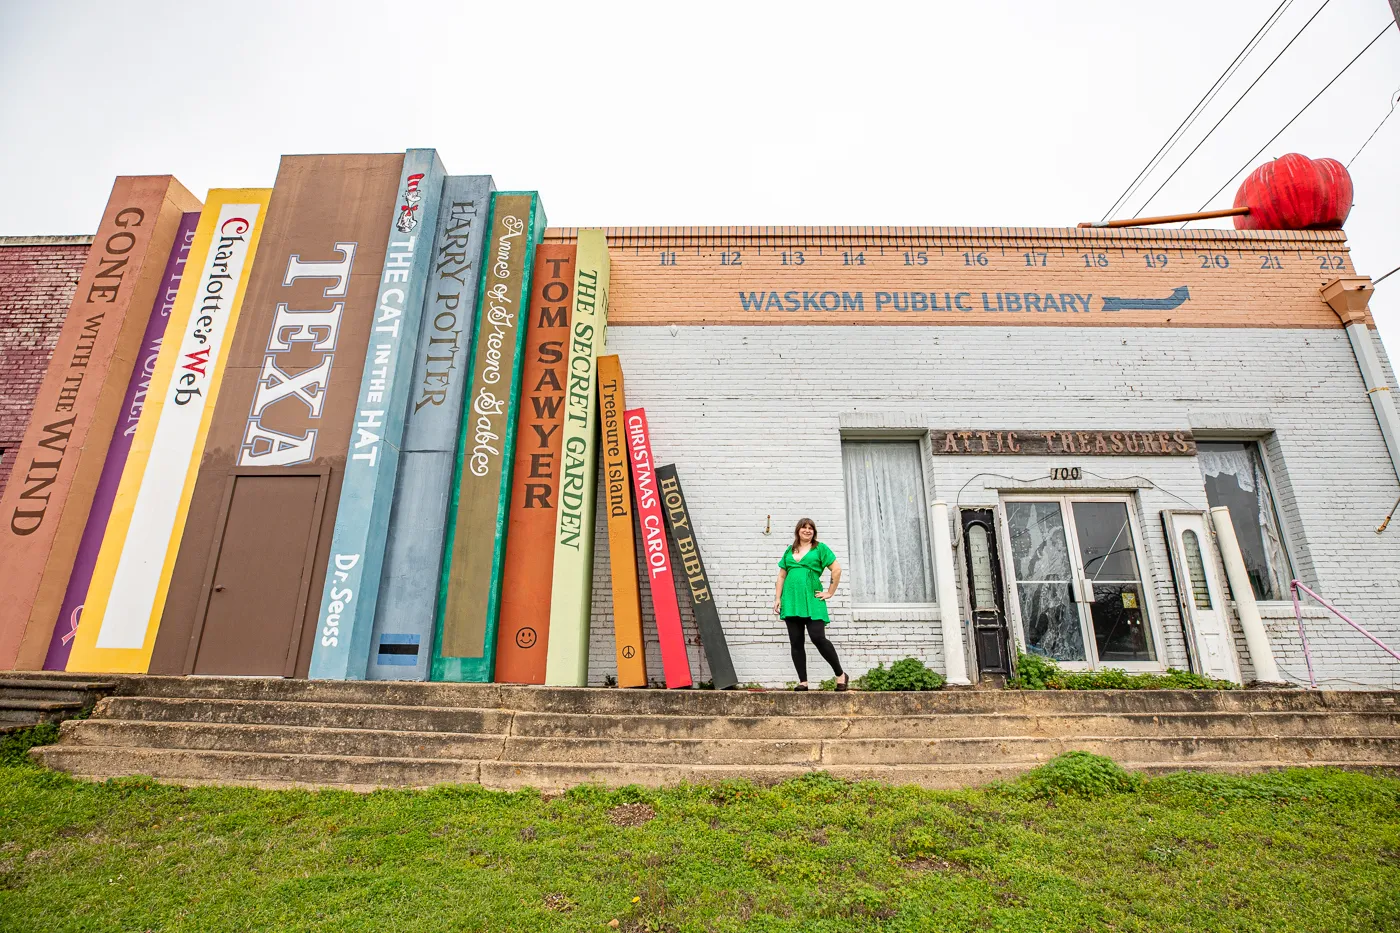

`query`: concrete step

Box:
[489,733,1400,766]
[478,758,1400,792]
[1,713,42,729]
[0,697,85,725]
[819,734,1400,766]
[60,719,509,761]
[92,696,513,735]
[93,675,1400,716]
[508,710,1400,741]
[0,677,116,703]
[501,735,824,766]
[32,745,482,789]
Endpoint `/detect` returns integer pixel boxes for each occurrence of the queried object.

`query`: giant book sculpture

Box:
[598,355,647,687]
[656,464,737,689]
[66,194,272,674]
[149,154,403,677]
[309,150,447,680]
[367,175,494,681]
[0,175,200,672]
[495,244,575,684]
[625,408,692,688]
[47,211,200,670]
[434,192,545,682]
[544,230,610,687]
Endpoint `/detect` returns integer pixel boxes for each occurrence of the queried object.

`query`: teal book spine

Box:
[432,192,545,682]
[308,149,447,679]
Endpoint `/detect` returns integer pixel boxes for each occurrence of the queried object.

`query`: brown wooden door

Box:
[189,471,327,676]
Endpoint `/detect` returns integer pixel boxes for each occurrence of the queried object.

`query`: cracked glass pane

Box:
[1006,501,1085,661]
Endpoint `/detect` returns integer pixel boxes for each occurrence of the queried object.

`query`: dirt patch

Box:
[906,856,954,872]
[608,803,656,827]
[543,893,574,912]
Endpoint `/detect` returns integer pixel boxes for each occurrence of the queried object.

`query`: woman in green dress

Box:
[772,518,847,691]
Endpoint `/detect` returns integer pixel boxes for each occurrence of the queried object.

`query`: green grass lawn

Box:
[1,727,1397,932]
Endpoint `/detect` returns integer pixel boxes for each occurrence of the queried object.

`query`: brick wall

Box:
[0,236,90,499]
[585,324,1400,690]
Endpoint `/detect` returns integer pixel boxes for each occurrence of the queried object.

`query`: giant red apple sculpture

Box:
[1233,153,1352,230]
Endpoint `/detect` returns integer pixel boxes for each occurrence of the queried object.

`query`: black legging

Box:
[785,616,843,682]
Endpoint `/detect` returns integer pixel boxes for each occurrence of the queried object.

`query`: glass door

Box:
[1070,501,1156,664]
[1001,496,1162,670]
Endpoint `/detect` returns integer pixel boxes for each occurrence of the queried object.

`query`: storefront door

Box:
[1001,496,1162,670]
[960,508,1010,675]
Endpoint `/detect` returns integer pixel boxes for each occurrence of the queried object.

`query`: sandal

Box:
[792,684,809,692]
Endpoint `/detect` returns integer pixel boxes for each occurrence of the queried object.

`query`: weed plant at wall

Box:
[1009,653,1237,690]
[819,657,945,691]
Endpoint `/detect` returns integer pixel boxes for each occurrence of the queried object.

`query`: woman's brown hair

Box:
[791,518,817,553]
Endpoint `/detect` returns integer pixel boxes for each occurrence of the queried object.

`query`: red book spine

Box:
[624,407,691,688]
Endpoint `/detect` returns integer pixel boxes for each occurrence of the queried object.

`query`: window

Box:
[841,440,935,605]
[1196,441,1291,601]
[1002,495,1160,668]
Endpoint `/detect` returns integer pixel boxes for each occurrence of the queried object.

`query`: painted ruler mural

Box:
[46,211,200,670]
[368,175,494,681]
[149,154,402,677]
[0,176,200,671]
[495,243,574,685]
[544,230,609,687]
[434,192,545,683]
[625,408,691,688]
[597,355,647,687]
[656,464,736,689]
[541,226,1359,329]
[309,150,446,680]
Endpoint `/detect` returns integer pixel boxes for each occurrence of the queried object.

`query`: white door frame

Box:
[997,493,1167,672]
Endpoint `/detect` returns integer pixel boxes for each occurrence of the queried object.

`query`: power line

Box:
[1100,0,1293,222]
[1193,22,1394,214]
[1131,0,1335,218]
[1347,86,1400,167]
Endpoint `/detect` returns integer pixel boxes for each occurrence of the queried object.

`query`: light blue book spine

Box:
[366,174,496,680]
[308,150,447,680]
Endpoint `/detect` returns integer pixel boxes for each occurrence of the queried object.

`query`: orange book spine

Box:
[494,244,575,683]
[598,355,647,686]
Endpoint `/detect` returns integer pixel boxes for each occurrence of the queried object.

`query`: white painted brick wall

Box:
[581,325,1400,690]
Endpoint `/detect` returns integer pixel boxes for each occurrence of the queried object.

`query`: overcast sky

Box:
[3,1,1398,345]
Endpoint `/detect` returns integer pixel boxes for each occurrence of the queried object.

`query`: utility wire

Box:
[1347,86,1400,167]
[1131,0,1335,218]
[1373,264,1400,286]
[1193,22,1393,214]
[1100,0,1293,222]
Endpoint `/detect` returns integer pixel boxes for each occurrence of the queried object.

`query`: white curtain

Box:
[841,441,935,603]
[1197,442,1291,600]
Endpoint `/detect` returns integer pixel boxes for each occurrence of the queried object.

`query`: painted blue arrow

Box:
[1101,286,1190,313]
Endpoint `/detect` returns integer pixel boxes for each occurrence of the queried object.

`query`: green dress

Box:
[779,542,837,623]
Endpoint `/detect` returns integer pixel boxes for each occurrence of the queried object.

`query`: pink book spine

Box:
[624,408,692,688]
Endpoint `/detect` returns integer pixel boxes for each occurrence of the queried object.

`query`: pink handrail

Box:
[1290,579,1400,690]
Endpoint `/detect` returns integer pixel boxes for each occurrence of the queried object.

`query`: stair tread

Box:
[0,678,116,691]
[1,698,85,711]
